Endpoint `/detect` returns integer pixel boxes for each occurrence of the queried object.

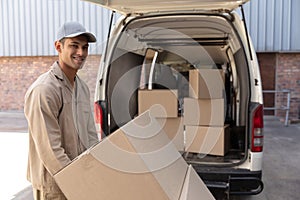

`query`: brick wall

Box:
[258,53,300,121]
[276,53,300,121]
[257,53,276,115]
[1,53,300,121]
[0,55,100,111]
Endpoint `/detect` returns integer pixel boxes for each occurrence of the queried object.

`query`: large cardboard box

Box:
[183,98,224,126]
[185,125,230,156]
[54,112,215,200]
[138,89,178,118]
[189,69,224,99]
[156,117,184,152]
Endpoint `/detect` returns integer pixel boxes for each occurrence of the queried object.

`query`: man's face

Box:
[57,36,89,70]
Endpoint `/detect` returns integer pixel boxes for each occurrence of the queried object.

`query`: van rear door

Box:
[83,0,249,15]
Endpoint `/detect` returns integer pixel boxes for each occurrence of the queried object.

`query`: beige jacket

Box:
[24,62,99,192]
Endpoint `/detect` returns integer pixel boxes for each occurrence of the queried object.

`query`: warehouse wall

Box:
[1,53,300,121]
[1,0,299,122]
[276,53,300,120]
[243,0,300,52]
[258,53,300,121]
[0,55,100,110]
[0,0,112,56]
[1,0,300,56]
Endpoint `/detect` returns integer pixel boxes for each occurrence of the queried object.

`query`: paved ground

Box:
[0,111,299,200]
[230,116,300,200]
[0,111,28,132]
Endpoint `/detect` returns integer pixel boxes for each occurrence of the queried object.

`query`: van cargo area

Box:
[90,0,265,195]
[103,14,251,167]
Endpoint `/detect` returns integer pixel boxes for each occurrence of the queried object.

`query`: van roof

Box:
[83,0,249,15]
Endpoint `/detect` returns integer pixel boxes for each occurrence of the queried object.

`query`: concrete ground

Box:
[0,112,31,200]
[0,111,28,132]
[231,116,300,200]
[0,111,299,200]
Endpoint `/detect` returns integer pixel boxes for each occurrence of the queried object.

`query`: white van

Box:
[88,0,264,198]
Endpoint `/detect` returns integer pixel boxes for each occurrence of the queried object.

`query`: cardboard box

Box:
[156,117,184,152]
[189,69,224,99]
[183,98,224,126]
[54,112,215,200]
[138,89,178,118]
[185,125,230,156]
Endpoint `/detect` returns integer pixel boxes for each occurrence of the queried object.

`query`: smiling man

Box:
[24,22,99,200]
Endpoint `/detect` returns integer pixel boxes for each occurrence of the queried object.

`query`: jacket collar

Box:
[51,61,64,81]
[51,61,75,90]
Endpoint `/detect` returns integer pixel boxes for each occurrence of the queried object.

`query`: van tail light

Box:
[251,104,264,152]
[94,102,103,140]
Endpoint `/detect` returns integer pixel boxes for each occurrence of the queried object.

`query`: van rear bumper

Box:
[192,166,263,196]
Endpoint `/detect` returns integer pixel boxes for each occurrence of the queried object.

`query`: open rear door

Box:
[83,0,249,15]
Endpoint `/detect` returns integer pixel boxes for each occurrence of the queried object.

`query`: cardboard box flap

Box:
[90,129,150,173]
[156,117,184,151]
[180,165,215,200]
[91,111,182,173]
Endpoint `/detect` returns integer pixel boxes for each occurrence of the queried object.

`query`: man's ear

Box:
[55,41,62,53]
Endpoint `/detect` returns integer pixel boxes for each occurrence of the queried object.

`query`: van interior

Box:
[105,14,250,166]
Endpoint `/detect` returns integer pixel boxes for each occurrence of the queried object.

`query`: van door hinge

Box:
[103,10,116,63]
[240,5,253,61]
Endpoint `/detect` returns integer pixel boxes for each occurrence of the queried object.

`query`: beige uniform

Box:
[24,62,98,198]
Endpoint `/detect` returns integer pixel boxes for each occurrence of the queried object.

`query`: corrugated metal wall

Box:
[1,0,300,56]
[0,0,113,56]
[243,0,300,52]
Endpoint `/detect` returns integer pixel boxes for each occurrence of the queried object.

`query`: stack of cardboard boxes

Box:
[183,69,230,156]
[137,68,230,156]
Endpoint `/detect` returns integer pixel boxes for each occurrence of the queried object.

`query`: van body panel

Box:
[237,152,263,171]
